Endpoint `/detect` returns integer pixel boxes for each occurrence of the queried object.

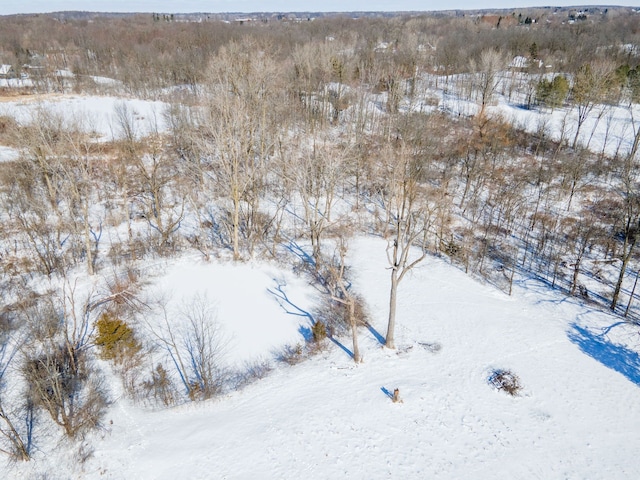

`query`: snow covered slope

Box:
[11,236,638,479]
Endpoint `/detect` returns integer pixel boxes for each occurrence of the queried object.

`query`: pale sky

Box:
[0,1,637,15]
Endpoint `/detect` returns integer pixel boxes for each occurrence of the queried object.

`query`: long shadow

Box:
[298,325,312,342]
[365,322,386,346]
[329,337,353,358]
[515,266,608,312]
[599,321,629,336]
[567,323,640,386]
[271,242,359,360]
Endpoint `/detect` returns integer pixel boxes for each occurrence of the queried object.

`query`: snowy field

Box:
[9,237,640,479]
[0,94,169,140]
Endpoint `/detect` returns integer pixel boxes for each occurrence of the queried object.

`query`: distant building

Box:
[0,64,14,78]
[508,56,544,71]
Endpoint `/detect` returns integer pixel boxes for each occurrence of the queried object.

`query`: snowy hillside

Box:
[10,237,639,479]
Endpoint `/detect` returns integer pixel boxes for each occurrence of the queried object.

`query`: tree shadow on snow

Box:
[268,279,313,322]
[283,239,315,270]
[268,278,316,345]
[380,387,394,400]
[365,322,386,346]
[568,323,640,386]
[298,325,313,342]
[329,336,353,358]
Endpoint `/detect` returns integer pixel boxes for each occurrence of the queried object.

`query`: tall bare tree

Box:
[570,60,616,150]
[472,49,506,119]
[379,141,432,349]
[326,236,362,363]
[198,39,280,260]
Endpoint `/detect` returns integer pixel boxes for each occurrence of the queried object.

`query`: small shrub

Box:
[312,321,327,342]
[25,347,81,408]
[441,238,461,258]
[105,268,143,314]
[229,359,274,391]
[0,115,18,144]
[187,381,203,402]
[142,364,177,407]
[94,313,141,363]
[242,359,273,382]
[276,344,304,365]
[488,369,522,396]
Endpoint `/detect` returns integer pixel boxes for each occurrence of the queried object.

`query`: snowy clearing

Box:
[143,258,316,368]
[0,94,169,140]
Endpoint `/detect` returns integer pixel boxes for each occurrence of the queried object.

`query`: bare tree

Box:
[21,287,107,438]
[145,294,225,401]
[23,345,106,438]
[0,330,32,461]
[609,190,640,311]
[59,120,104,275]
[379,142,432,349]
[471,49,506,119]
[179,295,226,400]
[561,215,599,297]
[198,39,280,260]
[116,102,186,253]
[0,401,32,462]
[325,236,362,363]
[570,60,616,150]
[291,40,335,130]
[294,139,350,269]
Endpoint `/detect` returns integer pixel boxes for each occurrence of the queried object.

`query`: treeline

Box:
[0,8,638,94]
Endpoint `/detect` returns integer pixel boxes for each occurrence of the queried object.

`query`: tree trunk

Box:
[624,268,640,317]
[232,182,241,261]
[611,235,636,311]
[349,299,361,363]
[83,213,94,276]
[571,258,581,295]
[629,124,640,163]
[386,267,399,349]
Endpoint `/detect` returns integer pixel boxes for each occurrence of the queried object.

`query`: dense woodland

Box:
[0,6,640,462]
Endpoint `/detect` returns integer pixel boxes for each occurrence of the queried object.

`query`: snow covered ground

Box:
[10,237,639,479]
[0,145,18,162]
[0,94,169,140]
[144,258,316,368]
[426,73,640,158]
[492,99,639,158]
